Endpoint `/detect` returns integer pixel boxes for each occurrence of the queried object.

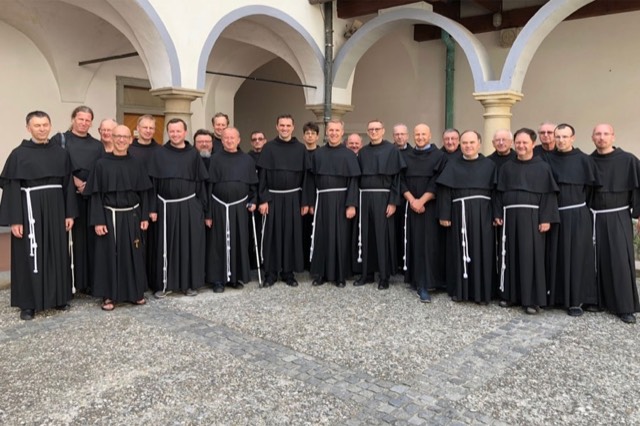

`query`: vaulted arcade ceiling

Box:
[336,0,640,41]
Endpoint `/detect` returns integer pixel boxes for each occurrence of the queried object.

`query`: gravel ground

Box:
[0,273,638,425]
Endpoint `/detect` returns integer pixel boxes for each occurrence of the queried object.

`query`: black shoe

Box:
[20,309,34,321]
[353,276,374,286]
[286,279,299,287]
[619,313,636,324]
[419,289,431,303]
[212,282,225,293]
[312,279,325,287]
[451,296,460,303]
[568,307,584,317]
[263,279,274,288]
[336,281,346,288]
[377,279,389,290]
[56,304,71,311]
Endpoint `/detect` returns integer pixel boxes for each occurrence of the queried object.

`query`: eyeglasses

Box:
[539,131,554,135]
[367,127,382,132]
[251,137,265,142]
[112,134,130,139]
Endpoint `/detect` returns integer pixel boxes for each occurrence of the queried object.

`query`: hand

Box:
[410,198,425,213]
[65,218,74,232]
[140,220,149,231]
[439,220,451,227]
[385,204,396,218]
[493,218,504,226]
[309,206,314,215]
[301,206,309,216]
[259,202,269,215]
[73,176,86,193]
[205,218,212,228]
[539,222,550,233]
[11,224,23,238]
[95,225,108,236]
[149,213,157,222]
[247,204,256,213]
[346,206,356,219]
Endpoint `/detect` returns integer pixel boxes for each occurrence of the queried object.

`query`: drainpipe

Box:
[441,30,455,129]
[323,1,334,127]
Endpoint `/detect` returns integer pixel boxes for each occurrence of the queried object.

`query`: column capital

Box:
[150,87,205,102]
[473,90,524,156]
[472,90,523,108]
[306,103,355,124]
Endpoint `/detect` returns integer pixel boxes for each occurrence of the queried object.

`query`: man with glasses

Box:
[488,129,516,170]
[353,119,405,290]
[441,128,462,159]
[248,131,266,270]
[98,118,117,153]
[248,131,267,164]
[194,129,214,169]
[534,122,556,156]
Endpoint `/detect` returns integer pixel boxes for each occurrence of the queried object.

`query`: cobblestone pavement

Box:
[0,273,638,425]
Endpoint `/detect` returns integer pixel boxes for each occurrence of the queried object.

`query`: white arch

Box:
[197,5,325,102]
[498,0,596,92]
[333,8,493,92]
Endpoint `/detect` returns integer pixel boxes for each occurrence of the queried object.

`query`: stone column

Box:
[305,103,355,126]
[150,87,205,139]
[473,90,523,155]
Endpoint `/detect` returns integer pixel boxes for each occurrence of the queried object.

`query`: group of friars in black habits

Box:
[1,109,639,324]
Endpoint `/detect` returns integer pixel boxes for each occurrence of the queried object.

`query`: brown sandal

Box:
[102,299,115,311]
[134,298,146,305]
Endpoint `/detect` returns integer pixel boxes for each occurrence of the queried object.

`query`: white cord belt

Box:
[212,194,248,280]
[309,188,347,262]
[357,188,390,263]
[158,193,196,292]
[403,200,409,271]
[558,202,586,211]
[261,187,302,262]
[268,187,302,194]
[104,204,139,244]
[20,185,63,274]
[499,204,539,292]
[453,195,491,280]
[590,205,630,274]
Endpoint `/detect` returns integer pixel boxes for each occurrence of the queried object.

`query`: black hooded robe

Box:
[400,145,446,291]
[356,140,406,281]
[437,155,496,303]
[590,148,640,315]
[129,138,162,291]
[86,154,153,303]
[51,131,103,294]
[148,143,209,293]
[309,144,360,283]
[0,140,77,311]
[206,150,258,285]
[495,156,559,308]
[544,148,598,308]
[256,137,310,282]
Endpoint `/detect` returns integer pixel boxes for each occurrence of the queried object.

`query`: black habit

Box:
[437,155,496,303]
[206,150,258,285]
[590,148,640,314]
[495,156,559,308]
[147,142,209,293]
[309,144,360,283]
[86,153,153,303]
[0,140,77,311]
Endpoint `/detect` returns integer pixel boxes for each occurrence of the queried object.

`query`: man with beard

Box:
[257,114,311,288]
[308,119,360,287]
[437,130,496,304]
[148,118,209,298]
[494,128,559,315]
[589,123,640,324]
[194,129,214,169]
[401,124,446,301]
[86,125,152,311]
[50,106,103,295]
[129,115,162,292]
[543,123,598,317]
[353,119,405,290]
[0,111,77,320]
[206,127,257,293]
